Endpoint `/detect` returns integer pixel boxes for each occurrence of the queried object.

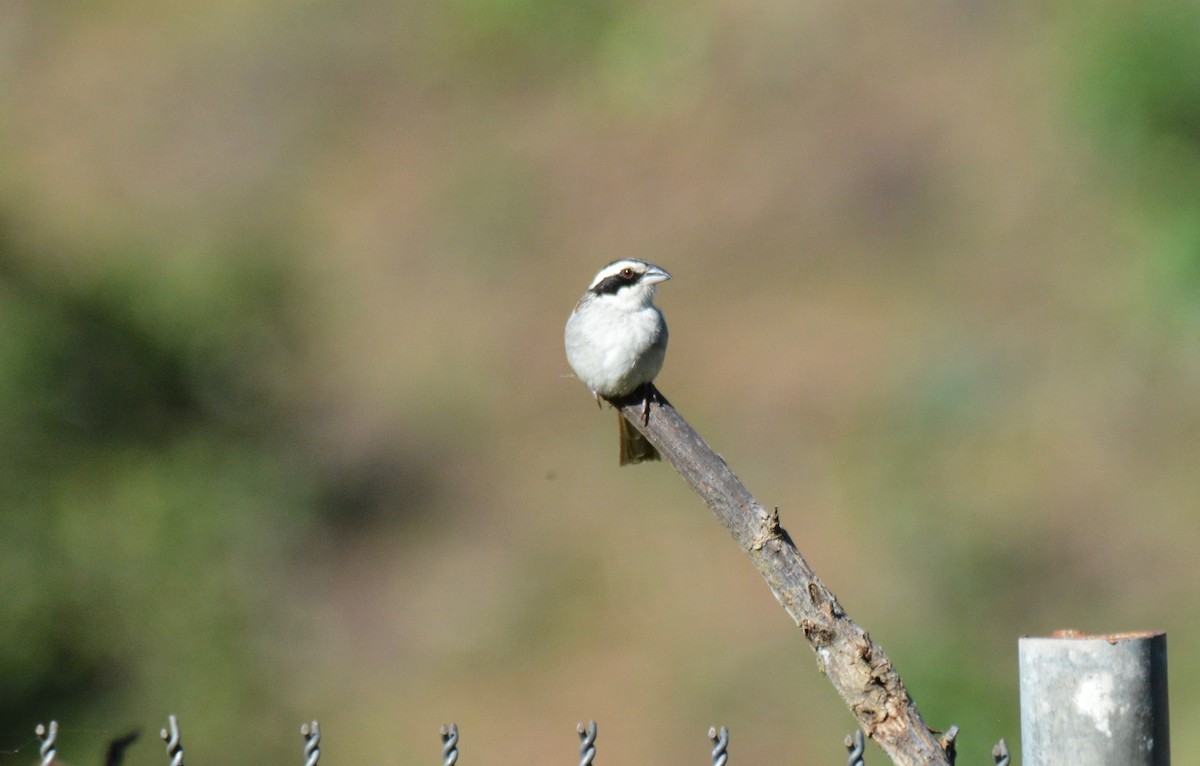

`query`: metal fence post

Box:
[1019,631,1169,765]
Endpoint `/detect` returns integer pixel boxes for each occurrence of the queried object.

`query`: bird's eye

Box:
[620,268,635,278]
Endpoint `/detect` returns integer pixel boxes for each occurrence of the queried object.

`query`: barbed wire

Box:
[8,717,1013,765]
[440,723,459,766]
[159,716,183,766]
[300,722,320,766]
[707,726,728,766]
[34,722,56,766]
[576,720,596,766]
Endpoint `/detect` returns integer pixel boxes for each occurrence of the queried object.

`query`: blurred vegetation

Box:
[2,0,1200,765]
[0,232,311,761]
[1073,2,1200,311]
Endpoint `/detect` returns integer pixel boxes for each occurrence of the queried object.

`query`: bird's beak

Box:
[641,266,671,285]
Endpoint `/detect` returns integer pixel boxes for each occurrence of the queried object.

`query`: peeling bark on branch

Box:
[611,386,952,766]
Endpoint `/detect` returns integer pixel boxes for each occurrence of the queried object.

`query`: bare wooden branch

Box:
[613,386,952,766]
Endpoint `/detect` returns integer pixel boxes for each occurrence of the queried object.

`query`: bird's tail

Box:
[618,413,660,465]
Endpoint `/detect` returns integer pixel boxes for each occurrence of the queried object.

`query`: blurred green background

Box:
[2,0,1199,763]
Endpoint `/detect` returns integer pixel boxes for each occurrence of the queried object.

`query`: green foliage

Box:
[1077,3,1200,167]
[1073,2,1200,311]
[0,235,308,753]
[437,0,631,84]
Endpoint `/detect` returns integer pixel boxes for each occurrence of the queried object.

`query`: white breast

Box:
[565,298,668,398]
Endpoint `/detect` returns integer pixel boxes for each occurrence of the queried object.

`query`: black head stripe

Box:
[590,270,641,296]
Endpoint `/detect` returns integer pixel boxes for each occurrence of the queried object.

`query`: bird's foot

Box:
[640,382,658,426]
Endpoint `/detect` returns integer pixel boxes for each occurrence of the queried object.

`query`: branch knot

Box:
[748,506,782,550]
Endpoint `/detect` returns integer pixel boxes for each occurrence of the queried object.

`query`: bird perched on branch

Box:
[565,259,671,465]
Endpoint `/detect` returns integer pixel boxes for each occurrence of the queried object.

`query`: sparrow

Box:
[564,258,671,465]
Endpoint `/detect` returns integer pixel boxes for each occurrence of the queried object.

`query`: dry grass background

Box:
[2,0,1199,764]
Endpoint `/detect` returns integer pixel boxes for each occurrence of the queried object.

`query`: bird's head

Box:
[586,259,671,308]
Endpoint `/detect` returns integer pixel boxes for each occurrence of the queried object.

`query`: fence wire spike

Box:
[576,720,596,766]
[707,726,728,766]
[940,725,958,765]
[301,721,320,766]
[991,738,1010,766]
[843,730,864,766]
[440,723,459,766]
[35,721,58,766]
[160,715,184,766]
